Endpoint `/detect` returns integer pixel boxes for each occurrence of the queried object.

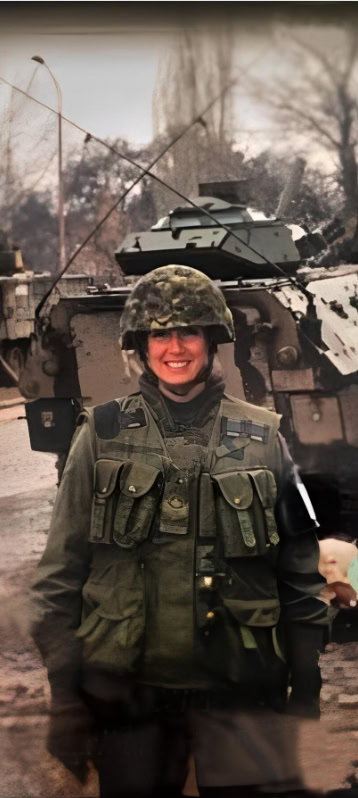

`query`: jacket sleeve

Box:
[272,433,333,716]
[273,432,331,626]
[31,416,95,701]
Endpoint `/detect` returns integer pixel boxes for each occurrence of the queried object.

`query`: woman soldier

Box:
[32,265,329,798]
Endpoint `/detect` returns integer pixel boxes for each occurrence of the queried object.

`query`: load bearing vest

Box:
[76,394,284,684]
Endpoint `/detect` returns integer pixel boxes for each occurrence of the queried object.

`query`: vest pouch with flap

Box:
[213,469,278,557]
[113,461,162,548]
[90,459,126,544]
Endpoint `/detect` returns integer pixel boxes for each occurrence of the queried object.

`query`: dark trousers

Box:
[86,689,303,798]
[94,722,285,798]
[95,716,189,798]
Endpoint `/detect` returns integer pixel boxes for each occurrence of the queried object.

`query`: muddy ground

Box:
[1,389,358,797]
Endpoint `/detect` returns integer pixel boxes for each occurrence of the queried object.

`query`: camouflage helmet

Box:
[120,264,235,350]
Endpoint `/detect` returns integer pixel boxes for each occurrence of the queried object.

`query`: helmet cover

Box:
[120,264,235,349]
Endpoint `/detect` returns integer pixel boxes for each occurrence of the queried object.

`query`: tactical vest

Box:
[76,393,288,697]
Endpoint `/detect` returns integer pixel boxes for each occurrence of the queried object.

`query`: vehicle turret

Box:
[116,183,302,279]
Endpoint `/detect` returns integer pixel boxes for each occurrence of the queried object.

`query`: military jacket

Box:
[31,383,328,703]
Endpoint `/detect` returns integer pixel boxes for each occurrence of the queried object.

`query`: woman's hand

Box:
[318,581,358,608]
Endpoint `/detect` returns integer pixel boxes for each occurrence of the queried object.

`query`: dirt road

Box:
[0,396,358,796]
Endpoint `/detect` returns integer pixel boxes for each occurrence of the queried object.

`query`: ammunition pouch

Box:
[212,468,279,557]
[195,466,283,687]
[90,459,162,548]
[90,459,126,544]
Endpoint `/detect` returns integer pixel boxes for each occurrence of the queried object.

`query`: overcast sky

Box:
[0,31,169,144]
[0,26,317,158]
[0,23,281,199]
[0,9,352,194]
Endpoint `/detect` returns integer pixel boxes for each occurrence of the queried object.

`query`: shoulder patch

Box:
[94,402,147,440]
[94,401,121,440]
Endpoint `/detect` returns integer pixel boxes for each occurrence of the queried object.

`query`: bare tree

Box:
[0,86,21,246]
[63,139,158,281]
[0,72,60,259]
[252,28,358,219]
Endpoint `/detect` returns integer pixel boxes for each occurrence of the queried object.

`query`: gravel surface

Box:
[1,405,358,796]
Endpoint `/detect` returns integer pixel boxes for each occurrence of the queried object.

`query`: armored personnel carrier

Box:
[1,184,358,549]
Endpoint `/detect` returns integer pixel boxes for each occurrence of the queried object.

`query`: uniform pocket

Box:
[76,582,145,673]
[196,601,286,691]
[212,469,279,557]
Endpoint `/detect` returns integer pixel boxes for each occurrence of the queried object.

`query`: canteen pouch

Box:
[113,461,162,548]
[212,469,280,557]
[90,459,127,543]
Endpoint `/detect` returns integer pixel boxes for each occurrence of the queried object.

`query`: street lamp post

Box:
[31,55,66,272]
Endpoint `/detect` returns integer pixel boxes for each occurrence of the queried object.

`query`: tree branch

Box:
[270,96,340,148]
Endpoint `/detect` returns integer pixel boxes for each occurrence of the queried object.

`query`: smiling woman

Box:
[31,264,331,798]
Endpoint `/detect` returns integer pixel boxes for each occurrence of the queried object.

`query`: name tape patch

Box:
[221,417,269,444]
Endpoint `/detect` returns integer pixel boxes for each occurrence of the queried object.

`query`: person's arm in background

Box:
[273,432,334,717]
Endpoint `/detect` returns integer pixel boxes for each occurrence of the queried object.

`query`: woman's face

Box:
[147,326,208,387]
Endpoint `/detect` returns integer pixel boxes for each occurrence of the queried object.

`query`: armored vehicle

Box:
[1,183,358,553]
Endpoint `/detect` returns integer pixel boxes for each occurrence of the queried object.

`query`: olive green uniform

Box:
[32,374,328,795]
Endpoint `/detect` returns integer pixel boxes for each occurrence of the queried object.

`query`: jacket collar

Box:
[139,371,226,436]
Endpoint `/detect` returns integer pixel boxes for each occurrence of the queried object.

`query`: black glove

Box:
[285,623,324,719]
[47,699,96,783]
